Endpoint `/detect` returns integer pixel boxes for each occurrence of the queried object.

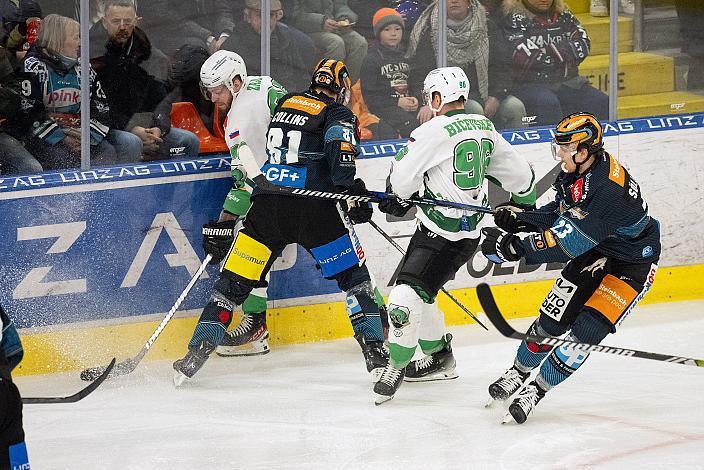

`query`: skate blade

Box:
[374,394,394,406]
[403,370,458,382]
[216,339,270,357]
[173,370,188,387]
[485,397,496,408]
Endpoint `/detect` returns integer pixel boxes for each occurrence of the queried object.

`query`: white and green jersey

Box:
[222,76,287,216]
[390,110,536,241]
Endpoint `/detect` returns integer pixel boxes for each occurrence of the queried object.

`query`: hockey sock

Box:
[387,284,426,368]
[418,300,446,355]
[188,301,234,349]
[515,319,557,372]
[345,281,384,343]
[536,311,611,390]
[536,333,590,390]
[242,293,267,316]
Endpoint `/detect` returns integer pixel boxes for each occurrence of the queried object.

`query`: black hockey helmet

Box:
[310,58,352,104]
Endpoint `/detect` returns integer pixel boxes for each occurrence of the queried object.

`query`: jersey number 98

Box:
[452,138,494,191]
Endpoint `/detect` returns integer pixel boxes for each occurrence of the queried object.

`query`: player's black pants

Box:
[0,374,24,470]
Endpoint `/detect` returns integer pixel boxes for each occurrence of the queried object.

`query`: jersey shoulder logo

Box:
[608,155,625,187]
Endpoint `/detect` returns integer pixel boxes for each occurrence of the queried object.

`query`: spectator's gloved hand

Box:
[494,202,537,234]
[202,219,237,264]
[378,195,412,218]
[481,227,521,264]
[340,178,373,224]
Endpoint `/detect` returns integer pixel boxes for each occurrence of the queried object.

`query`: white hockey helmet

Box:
[423,67,470,113]
[199,50,248,100]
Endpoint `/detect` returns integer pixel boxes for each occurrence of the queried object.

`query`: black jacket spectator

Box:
[140,0,235,55]
[222,18,317,93]
[89,23,171,135]
[361,42,418,138]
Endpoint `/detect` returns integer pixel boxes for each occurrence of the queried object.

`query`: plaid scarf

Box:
[407,0,490,99]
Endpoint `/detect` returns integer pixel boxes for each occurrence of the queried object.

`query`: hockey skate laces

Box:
[379,366,402,385]
[500,368,526,390]
[415,355,434,370]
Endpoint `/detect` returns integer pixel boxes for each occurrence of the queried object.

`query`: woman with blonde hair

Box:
[12,14,140,170]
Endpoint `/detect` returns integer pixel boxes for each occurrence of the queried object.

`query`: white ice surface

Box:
[16,300,704,470]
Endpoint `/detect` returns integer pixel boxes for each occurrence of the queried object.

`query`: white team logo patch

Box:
[540,277,578,322]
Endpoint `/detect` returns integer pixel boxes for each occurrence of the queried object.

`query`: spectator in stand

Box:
[360,8,419,139]
[90,0,199,161]
[223,0,317,92]
[2,0,42,67]
[407,0,526,130]
[140,0,235,56]
[12,14,142,170]
[291,0,367,82]
[1,44,42,174]
[501,0,608,126]
[348,0,392,39]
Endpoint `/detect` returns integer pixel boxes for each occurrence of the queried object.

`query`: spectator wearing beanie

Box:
[360,8,419,139]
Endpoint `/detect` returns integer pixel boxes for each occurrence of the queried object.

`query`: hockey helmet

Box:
[553,112,603,154]
[394,1,423,31]
[423,67,470,113]
[200,50,248,100]
[310,58,352,105]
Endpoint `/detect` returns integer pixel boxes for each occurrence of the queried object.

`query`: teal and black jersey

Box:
[516,152,661,264]
[257,91,360,193]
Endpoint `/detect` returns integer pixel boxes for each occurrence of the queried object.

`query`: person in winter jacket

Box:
[12,14,140,170]
[500,0,608,125]
[90,0,199,160]
[360,8,419,139]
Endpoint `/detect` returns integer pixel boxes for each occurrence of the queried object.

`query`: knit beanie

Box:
[372,8,404,38]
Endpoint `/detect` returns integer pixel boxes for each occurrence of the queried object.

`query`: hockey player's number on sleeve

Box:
[453,138,494,190]
[267,128,302,164]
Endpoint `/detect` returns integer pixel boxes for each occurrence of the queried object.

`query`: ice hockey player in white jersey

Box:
[173,51,288,383]
[374,67,536,404]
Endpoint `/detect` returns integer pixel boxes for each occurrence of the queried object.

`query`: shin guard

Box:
[387,284,425,368]
[345,281,384,343]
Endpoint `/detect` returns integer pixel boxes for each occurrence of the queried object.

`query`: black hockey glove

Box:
[202,219,237,265]
[340,178,373,224]
[378,195,413,217]
[481,227,522,264]
[494,202,538,234]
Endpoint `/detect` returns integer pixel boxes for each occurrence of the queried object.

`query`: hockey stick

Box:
[80,254,212,381]
[250,174,494,214]
[23,358,116,404]
[476,282,704,368]
[369,219,488,331]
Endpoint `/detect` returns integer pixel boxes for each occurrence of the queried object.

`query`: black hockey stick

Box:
[23,358,116,404]
[368,219,488,330]
[80,254,212,381]
[250,174,495,214]
[476,282,704,368]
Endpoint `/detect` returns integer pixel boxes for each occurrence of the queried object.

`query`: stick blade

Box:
[475,283,520,338]
[23,358,116,404]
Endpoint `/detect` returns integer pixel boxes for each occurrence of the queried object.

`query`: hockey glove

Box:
[202,219,237,265]
[378,195,413,217]
[481,227,522,264]
[340,178,373,224]
[494,202,538,234]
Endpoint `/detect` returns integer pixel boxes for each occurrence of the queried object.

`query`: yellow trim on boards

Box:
[14,264,704,376]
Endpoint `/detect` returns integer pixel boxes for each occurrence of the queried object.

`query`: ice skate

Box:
[216,313,270,357]
[486,365,530,407]
[173,341,215,387]
[404,334,458,382]
[502,381,546,424]
[373,364,405,405]
[355,334,389,382]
